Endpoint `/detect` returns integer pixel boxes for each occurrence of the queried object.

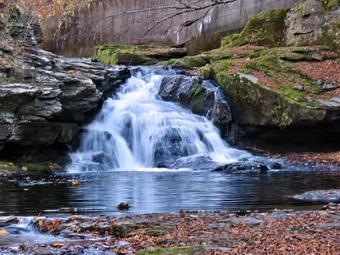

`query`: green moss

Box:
[0,161,20,172]
[321,0,338,9]
[268,100,294,128]
[93,45,158,65]
[199,64,213,79]
[212,60,235,73]
[137,247,204,255]
[145,225,167,237]
[322,20,340,53]
[26,163,50,173]
[191,88,207,113]
[160,59,178,65]
[162,56,210,69]
[93,44,186,66]
[221,33,240,47]
[181,56,210,69]
[117,202,131,210]
[192,81,203,96]
[206,46,330,128]
[222,8,290,47]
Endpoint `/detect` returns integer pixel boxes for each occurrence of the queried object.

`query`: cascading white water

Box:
[66,67,251,172]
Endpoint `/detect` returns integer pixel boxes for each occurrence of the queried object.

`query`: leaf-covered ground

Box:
[1,208,339,254]
[246,147,340,170]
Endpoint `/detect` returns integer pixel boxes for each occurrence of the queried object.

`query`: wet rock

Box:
[229,217,263,227]
[159,75,232,138]
[0,49,132,157]
[294,189,340,202]
[0,4,135,159]
[0,217,19,227]
[171,156,223,171]
[214,157,284,172]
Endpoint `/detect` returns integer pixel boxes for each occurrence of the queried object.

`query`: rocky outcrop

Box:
[285,0,340,51]
[199,45,340,147]
[161,1,340,148]
[159,75,233,140]
[0,46,131,155]
[38,0,300,57]
[93,45,186,65]
[0,2,131,156]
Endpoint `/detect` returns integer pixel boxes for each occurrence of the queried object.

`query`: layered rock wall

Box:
[39,0,300,57]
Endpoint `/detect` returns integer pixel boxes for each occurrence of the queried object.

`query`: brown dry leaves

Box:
[123,211,340,255]
[220,213,339,254]
[274,151,340,168]
[296,59,340,84]
[245,146,340,168]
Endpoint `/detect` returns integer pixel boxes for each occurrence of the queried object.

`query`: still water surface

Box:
[0,170,339,216]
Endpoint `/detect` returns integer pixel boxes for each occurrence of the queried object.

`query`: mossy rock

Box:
[137,247,205,255]
[161,56,210,70]
[0,161,21,173]
[214,72,325,128]
[199,45,339,129]
[93,45,186,66]
[0,161,51,175]
[322,20,340,53]
[321,0,339,9]
[221,8,290,48]
[221,33,240,47]
[25,163,48,172]
[145,225,167,237]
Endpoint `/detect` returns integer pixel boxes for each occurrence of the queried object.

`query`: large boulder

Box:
[0,44,133,155]
[200,45,340,146]
[93,45,186,65]
[0,7,131,157]
[159,75,232,139]
[161,1,340,148]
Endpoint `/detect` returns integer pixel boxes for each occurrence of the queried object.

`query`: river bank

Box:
[0,208,339,254]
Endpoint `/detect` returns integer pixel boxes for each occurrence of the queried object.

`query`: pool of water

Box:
[0,169,339,216]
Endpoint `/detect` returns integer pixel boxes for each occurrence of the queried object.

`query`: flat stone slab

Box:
[294,189,340,202]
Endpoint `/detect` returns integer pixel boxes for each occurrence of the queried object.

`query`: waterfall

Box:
[66,67,251,172]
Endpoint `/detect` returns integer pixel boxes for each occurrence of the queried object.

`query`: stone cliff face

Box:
[39,0,300,57]
[285,0,340,49]
[0,45,131,156]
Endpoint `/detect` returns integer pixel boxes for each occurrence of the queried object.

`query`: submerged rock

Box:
[294,189,340,202]
[214,157,285,172]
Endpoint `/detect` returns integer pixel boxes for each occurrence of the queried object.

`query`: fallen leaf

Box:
[50,243,64,248]
[180,209,185,217]
[298,244,307,249]
[0,229,9,234]
[21,166,27,171]
[72,180,80,186]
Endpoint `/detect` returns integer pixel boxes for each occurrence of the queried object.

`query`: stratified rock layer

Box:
[0,46,130,154]
[0,2,131,156]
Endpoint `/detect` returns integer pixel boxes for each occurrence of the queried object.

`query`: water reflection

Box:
[0,170,339,215]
